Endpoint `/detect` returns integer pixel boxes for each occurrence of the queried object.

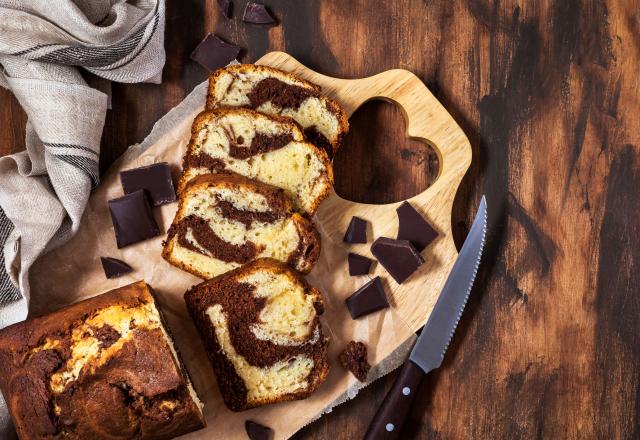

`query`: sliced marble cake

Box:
[184,258,329,411]
[180,107,333,215]
[205,64,349,159]
[163,173,320,279]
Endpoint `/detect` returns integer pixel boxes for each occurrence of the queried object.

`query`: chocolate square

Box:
[242,2,276,24]
[108,190,160,248]
[371,237,424,284]
[100,257,133,279]
[348,253,373,276]
[120,162,176,206]
[345,277,389,319]
[245,420,273,440]
[190,34,240,71]
[344,216,367,243]
[396,201,438,251]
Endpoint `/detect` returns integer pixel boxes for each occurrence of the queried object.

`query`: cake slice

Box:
[184,258,329,411]
[180,108,333,215]
[163,173,320,279]
[206,64,349,158]
[0,281,205,440]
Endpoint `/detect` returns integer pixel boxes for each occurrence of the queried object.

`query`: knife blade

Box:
[364,195,487,440]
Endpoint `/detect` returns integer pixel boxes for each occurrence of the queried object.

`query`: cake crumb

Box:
[339,341,370,382]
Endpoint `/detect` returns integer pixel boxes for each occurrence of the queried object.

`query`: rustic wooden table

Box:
[1,1,638,438]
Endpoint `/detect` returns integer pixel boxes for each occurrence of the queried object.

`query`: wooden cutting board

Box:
[29,52,472,439]
[257,51,472,332]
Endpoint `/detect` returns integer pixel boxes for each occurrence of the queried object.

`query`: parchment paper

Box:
[29,81,418,439]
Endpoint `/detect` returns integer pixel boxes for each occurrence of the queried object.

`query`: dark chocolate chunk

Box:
[245,420,274,440]
[348,253,373,276]
[217,0,232,18]
[190,34,240,71]
[344,216,367,243]
[108,190,160,248]
[371,237,424,284]
[120,162,176,206]
[242,2,276,24]
[100,257,133,279]
[396,201,438,251]
[339,341,370,382]
[345,277,389,319]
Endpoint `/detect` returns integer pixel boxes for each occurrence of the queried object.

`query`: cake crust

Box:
[184,259,330,411]
[0,281,205,440]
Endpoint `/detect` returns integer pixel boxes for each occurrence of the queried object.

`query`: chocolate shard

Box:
[348,252,373,276]
[217,0,232,18]
[120,162,176,206]
[108,190,160,248]
[344,216,367,243]
[100,257,133,279]
[190,34,240,71]
[245,420,274,440]
[396,201,438,251]
[345,277,389,319]
[371,237,424,284]
[339,341,371,382]
[242,2,276,24]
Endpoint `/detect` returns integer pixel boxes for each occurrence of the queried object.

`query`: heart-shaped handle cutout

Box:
[333,99,439,204]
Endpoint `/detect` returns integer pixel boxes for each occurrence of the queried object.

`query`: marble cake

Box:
[180,108,333,215]
[163,173,321,279]
[205,64,349,159]
[0,281,205,440]
[184,258,329,411]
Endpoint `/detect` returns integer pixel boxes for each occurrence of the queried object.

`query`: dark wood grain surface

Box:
[1,1,638,438]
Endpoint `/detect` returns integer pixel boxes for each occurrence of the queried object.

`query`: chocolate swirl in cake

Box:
[247,77,321,111]
[170,215,262,264]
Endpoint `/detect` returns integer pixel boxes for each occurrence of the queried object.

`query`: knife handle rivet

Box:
[402,387,411,396]
[386,423,394,432]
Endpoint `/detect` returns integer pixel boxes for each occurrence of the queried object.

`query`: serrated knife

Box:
[364,195,487,440]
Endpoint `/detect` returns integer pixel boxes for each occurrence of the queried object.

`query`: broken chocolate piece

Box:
[348,252,373,276]
[242,2,276,24]
[100,257,133,279]
[339,341,371,382]
[245,420,274,440]
[371,237,424,284]
[217,0,232,18]
[397,201,438,251]
[120,162,176,206]
[108,190,160,248]
[345,277,389,319]
[344,216,367,243]
[190,34,240,71]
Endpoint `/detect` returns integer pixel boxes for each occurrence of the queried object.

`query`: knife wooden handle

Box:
[363,360,425,440]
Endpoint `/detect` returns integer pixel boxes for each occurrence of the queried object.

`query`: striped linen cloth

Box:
[0,1,166,437]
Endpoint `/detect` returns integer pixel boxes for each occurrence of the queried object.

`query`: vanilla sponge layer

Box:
[239,270,318,346]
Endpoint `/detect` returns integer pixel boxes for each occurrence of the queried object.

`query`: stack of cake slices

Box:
[163,64,348,411]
